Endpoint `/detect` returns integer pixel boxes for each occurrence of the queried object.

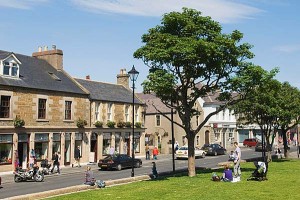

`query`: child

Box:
[84,166,95,186]
[221,164,233,182]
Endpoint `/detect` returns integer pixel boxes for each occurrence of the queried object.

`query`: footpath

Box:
[1,152,299,200]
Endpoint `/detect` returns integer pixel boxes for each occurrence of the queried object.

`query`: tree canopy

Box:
[134,8,265,177]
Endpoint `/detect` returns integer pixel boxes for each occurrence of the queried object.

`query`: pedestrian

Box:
[145,144,150,160]
[84,166,95,186]
[175,141,179,151]
[233,141,241,178]
[14,150,19,171]
[73,146,81,167]
[109,146,115,156]
[29,155,35,168]
[221,164,233,182]
[152,146,159,160]
[51,152,60,174]
[152,162,158,179]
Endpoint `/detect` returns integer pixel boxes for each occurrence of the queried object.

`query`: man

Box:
[233,141,241,178]
[74,146,81,167]
[51,152,60,174]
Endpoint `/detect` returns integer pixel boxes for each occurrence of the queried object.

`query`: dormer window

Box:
[1,53,21,77]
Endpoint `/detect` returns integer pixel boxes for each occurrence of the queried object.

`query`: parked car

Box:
[98,154,142,171]
[175,146,206,159]
[243,138,259,147]
[201,144,227,156]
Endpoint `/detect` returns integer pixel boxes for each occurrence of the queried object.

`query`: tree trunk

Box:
[282,129,290,158]
[187,135,196,177]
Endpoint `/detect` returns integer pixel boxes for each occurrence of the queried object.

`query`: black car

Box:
[201,144,227,156]
[98,154,142,171]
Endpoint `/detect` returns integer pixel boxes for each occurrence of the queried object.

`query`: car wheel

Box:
[117,164,122,171]
[202,152,206,158]
[214,151,217,156]
[223,150,227,155]
[135,162,141,168]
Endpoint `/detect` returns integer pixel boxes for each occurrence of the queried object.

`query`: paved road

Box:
[0,146,298,199]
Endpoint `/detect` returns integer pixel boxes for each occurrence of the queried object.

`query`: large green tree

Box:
[134,8,261,177]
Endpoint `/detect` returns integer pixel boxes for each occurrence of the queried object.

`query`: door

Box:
[205,131,210,144]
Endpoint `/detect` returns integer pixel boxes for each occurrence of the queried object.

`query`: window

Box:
[0,134,13,164]
[125,105,129,122]
[196,115,199,126]
[65,101,72,120]
[2,61,18,77]
[34,133,49,160]
[216,107,219,120]
[222,110,225,120]
[135,105,139,122]
[107,103,112,121]
[38,99,47,119]
[196,135,200,146]
[0,95,11,118]
[95,102,100,121]
[155,115,161,126]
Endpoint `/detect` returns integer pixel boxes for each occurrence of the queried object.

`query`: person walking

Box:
[73,146,81,167]
[233,141,241,178]
[51,152,60,174]
[145,144,150,160]
[152,146,159,160]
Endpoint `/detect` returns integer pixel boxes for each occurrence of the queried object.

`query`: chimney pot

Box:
[38,46,42,52]
[86,75,90,80]
[52,45,56,50]
[44,46,48,51]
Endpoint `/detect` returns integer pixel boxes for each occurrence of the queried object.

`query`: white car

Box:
[175,146,206,159]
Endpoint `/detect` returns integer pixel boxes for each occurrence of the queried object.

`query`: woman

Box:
[84,166,95,186]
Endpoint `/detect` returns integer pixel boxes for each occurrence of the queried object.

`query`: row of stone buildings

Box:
[0,47,146,172]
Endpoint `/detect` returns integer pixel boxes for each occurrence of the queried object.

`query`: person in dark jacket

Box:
[73,146,81,167]
[51,152,60,174]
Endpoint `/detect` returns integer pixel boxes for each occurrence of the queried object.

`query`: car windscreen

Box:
[178,147,188,150]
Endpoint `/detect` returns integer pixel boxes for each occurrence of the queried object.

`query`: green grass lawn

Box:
[48,159,300,200]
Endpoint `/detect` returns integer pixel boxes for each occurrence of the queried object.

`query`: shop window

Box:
[0,134,13,164]
[115,132,121,154]
[34,133,49,160]
[134,132,141,153]
[75,133,83,154]
[102,133,111,155]
[52,133,61,155]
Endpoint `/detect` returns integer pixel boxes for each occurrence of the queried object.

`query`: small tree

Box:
[117,121,126,128]
[125,122,132,128]
[135,122,142,128]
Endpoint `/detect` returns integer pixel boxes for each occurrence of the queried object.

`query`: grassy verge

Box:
[48,159,300,200]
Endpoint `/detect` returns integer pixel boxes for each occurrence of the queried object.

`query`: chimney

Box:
[32,45,63,70]
[86,75,90,80]
[117,68,130,89]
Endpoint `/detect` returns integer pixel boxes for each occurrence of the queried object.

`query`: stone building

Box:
[137,93,205,154]
[0,47,144,173]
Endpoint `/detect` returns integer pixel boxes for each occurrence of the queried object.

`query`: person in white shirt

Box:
[233,142,241,177]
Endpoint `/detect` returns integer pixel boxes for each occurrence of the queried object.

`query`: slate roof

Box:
[136,93,171,114]
[0,50,88,95]
[75,78,143,104]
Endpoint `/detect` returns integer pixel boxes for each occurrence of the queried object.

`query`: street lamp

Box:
[128,65,139,177]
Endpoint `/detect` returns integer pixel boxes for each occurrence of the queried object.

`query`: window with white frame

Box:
[228,109,231,121]
[155,115,161,126]
[2,61,19,77]
[95,102,100,121]
[222,110,225,120]
[125,105,129,122]
[107,103,112,121]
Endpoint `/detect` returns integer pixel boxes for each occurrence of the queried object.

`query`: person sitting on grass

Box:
[84,166,95,186]
[221,164,233,182]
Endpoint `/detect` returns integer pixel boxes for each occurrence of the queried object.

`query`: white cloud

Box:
[0,0,48,9]
[71,0,263,23]
[275,44,300,53]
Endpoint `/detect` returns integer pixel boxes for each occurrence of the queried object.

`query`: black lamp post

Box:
[128,65,139,177]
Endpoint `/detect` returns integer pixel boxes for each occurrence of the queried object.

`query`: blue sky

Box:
[0,0,299,92]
